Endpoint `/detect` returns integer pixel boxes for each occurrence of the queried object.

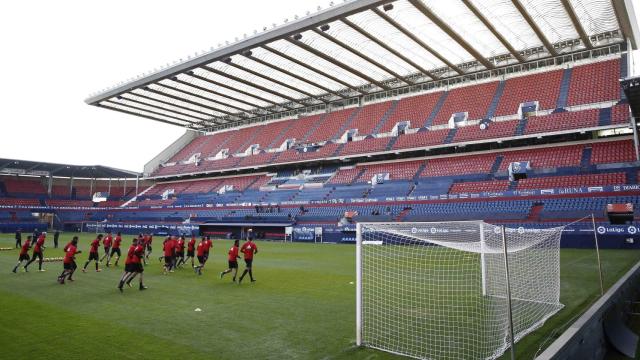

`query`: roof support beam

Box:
[460,0,526,62]
[98,103,195,128]
[185,71,286,108]
[560,0,592,49]
[104,100,201,125]
[408,0,495,69]
[170,77,273,112]
[243,54,346,98]
[224,60,326,102]
[261,44,366,95]
[510,0,559,56]
[340,18,438,80]
[202,65,305,106]
[155,83,245,114]
[126,92,214,118]
[117,95,211,122]
[312,28,412,85]
[286,37,390,91]
[371,8,464,75]
[144,86,233,118]
[611,0,639,50]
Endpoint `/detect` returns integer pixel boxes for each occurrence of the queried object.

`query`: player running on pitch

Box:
[117,238,147,292]
[220,239,240,282]
[162,236,176,274]
[82,234,102,272]
[100,231,113,263]
[193,237,208,276]
[12,236,32,273]
[106,232,122,267]
[58,236,81,284]
[175,236,186,268]
[238,231,258,284]
[24,232,46,272]
[185,235,196,268]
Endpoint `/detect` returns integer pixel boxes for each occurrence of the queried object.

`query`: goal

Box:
[356,221,564,360]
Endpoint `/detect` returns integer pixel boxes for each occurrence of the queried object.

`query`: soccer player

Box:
[204,236,213,262]
[117,239,147,291]
[53,229,60,248]
[24,233,46,272]
[100,232,113,263]
[162,236,176,274]
[220,239,240,282]
[15,229,22,248]
[82,234,102,272]
[185,235,197,268]
[238,233,258,284]
[12,236,31,273]
[193,238,207,276]
[106,232,123,267]
[144,233,153,261]
[175,236,186,268]
[58,237,81,284]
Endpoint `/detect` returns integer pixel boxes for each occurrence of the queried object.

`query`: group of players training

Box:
[11,229,259,292]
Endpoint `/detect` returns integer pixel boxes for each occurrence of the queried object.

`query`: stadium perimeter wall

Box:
[536,259,640,359]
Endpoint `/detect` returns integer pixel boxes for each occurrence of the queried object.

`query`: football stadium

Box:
[2,0,640,359]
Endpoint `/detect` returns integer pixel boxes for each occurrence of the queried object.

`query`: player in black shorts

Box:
[12,236,31,273]
[220,240,240,282]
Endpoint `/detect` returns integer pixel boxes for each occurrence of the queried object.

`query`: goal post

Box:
[356,221,564,360]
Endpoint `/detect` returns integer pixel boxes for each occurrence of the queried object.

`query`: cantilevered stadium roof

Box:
[0,159,140,179]
[86,0,639,131]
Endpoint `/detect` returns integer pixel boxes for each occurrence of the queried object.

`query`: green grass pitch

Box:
[0,232,638,359]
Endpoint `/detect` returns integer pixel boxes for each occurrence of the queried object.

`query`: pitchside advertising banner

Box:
[85,223,199,234]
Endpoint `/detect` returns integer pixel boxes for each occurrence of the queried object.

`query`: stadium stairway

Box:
[443,128,458,144]
[332,108,362,140]
[490,156,504,175]
[413,163,428,181]
[332,142,346,157]
[267,121,296,149]
[514,116,528,136]
[424,92,448,128]
[580,147,593,169]
[121,184,155,207]
[372,100,399,135]
[352,168,367,185]
[598,107,612,127]
[301,113,330,143]
[485,80,505,119]
[556,68,573,108]
[385,136,399,151]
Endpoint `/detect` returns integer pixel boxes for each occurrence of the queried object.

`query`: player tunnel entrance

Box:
[199,222,293,241]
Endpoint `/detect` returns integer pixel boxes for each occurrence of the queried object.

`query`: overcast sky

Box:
[1,0,639,172]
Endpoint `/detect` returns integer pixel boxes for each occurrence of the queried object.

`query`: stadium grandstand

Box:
[79,0,639,244]
[3,0,640,359]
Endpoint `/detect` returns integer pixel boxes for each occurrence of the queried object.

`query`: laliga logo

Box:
[411,227,418,234]
[517,227,525,234]
[597,226,606,235]
[629,226,637,235]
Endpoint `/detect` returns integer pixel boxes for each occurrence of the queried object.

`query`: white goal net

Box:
[356,221,564,360]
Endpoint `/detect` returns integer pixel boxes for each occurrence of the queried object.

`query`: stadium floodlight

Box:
[356,221,564,360]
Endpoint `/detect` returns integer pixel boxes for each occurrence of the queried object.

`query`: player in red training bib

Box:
[106,232,123,267]
[58,236,81,284]
[220,239,240,282]
[100,232,113,263]
[24,232,47,272]
[239,230,258,284]
[185,235,197,268]
[193,238,208,276]
[175,236,186,268]
[82,234,102,272]
[12,236,32,273]
[117,238,147,292]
